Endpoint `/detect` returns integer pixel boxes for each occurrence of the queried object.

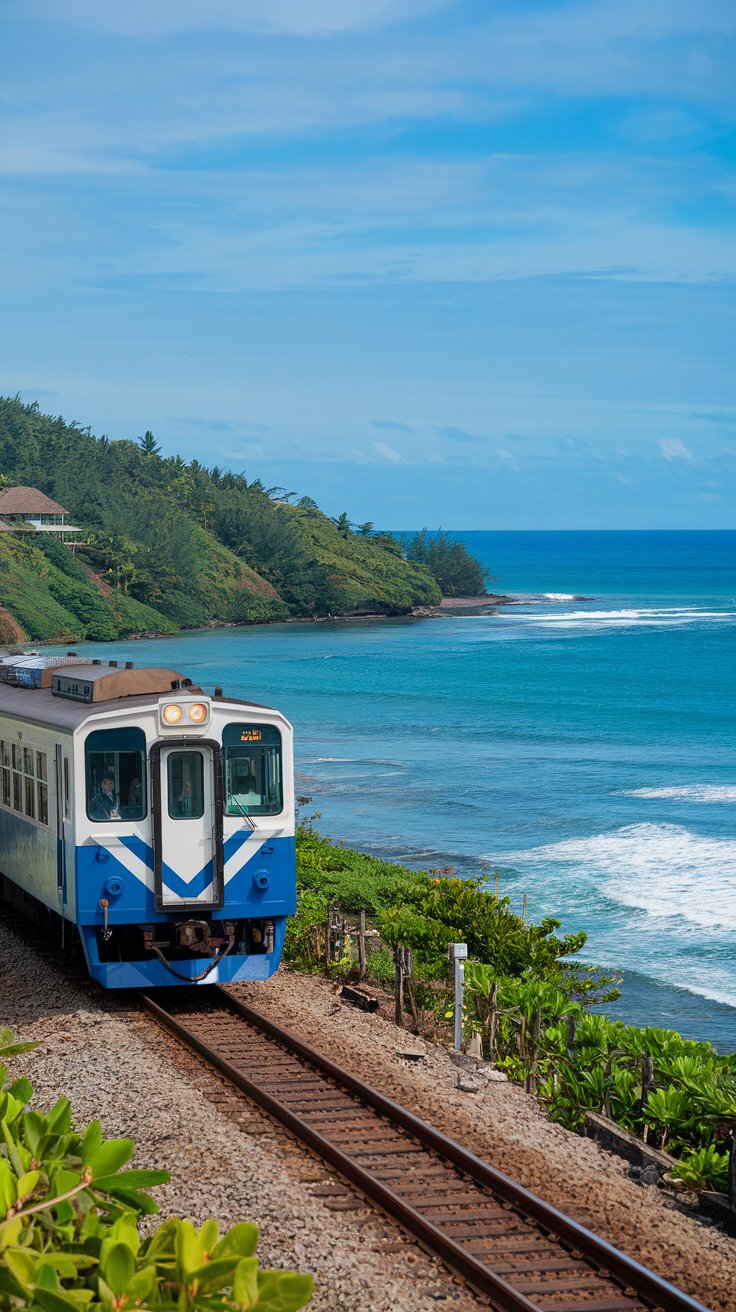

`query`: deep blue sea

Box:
[47,531,736,1048]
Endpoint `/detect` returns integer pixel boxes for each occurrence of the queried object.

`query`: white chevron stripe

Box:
[87,841,155,894]
[224,829,274,884]
[85,826,289,903]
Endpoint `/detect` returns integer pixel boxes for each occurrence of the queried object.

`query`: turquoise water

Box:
[48,531,736,1048]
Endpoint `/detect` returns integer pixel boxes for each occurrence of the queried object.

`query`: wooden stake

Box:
[394,946,405,1027]
[325,906,333,966]
[404,949,420,1033]
[358,909,367,980]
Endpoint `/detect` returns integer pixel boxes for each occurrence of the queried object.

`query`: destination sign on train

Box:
[240,729,262,741]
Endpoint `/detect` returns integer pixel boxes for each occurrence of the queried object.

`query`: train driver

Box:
[89,773,121,820]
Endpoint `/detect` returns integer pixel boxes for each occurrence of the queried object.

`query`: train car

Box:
[0,659,295,987]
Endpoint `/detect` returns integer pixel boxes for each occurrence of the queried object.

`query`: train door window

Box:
[167,751,205,819]
[63,758,70,820]
[85,727,147,822]
[223,724,282,816]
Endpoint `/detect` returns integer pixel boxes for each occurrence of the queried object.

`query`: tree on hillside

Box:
[138,430,160,457]
[404,529,491,597]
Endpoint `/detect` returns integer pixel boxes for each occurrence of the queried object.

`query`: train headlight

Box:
[162,703,183,725]
[188,703,208,723]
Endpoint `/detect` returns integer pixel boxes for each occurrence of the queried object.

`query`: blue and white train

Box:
[0,658,296,987]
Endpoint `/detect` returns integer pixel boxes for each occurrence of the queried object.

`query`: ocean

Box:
[46,530,736,1049]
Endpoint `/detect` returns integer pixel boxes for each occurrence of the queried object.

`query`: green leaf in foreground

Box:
[0,1025,315,1312]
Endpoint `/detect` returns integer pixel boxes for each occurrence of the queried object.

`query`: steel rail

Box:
[140,987,713,1312]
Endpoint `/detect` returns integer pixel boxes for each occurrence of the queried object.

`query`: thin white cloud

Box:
[373,441,407,464]
[32,0,448,38]
[660,438,693,460]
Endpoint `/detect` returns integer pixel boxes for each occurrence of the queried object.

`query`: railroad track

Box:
[141,986,711,1312]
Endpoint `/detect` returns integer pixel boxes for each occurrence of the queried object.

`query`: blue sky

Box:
[1,0,735,528]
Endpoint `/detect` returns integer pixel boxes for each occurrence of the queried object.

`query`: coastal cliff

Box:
[0,395,448,642]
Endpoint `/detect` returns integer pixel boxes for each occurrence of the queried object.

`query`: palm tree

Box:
[138,430,160,457]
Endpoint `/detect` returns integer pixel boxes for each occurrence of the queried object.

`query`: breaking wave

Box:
[625,786,736,804]
[507,822,736,933]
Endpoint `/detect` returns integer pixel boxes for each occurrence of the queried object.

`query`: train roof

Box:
[51,664,192,703]
[0,679,276,731]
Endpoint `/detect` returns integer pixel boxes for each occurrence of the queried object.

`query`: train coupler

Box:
[142,920,236,958]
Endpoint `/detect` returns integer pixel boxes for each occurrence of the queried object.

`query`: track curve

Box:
[141,986,713,1312]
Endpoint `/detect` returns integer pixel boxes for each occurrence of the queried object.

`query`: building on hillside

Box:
[0,486,81,538]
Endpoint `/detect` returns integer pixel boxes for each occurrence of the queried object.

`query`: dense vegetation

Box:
[0,395,465,643]
[288,819,736,1198]
[403,529,491,596]
[0,1027,313,1311]
[463,967,736,1193]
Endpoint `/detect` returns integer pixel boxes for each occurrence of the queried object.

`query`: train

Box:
[0,655,295,987]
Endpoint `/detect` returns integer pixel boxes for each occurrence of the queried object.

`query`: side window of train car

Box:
[223,724,283,816]
[0,740,10,807]
[85,727,147,822]
[36,751,49,825]
[23,747,36,820]
[11,744,22,812]
[0,740,49,826]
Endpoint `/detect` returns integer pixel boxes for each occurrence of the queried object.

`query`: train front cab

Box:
[75,696,296,988]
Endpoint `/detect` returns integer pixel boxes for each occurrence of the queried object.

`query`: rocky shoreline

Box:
[410,593,517,616]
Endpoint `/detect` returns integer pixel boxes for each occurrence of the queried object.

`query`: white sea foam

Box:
[542,593,576,601]
[301,756,357,763]
[508,823,736,932]
[503,606,736,629]
[625,786,736,804]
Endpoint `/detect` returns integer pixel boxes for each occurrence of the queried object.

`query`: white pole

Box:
[449,943,468,1052]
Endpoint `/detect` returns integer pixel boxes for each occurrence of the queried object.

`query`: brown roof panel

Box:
[0,485,69,516]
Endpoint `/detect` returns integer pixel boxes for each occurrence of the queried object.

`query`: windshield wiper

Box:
[228,795,256,830]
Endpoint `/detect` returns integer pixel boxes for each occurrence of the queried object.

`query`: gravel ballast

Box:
[2,922,735,1311]
[0,924,478,1311]
[232,969,736,1312]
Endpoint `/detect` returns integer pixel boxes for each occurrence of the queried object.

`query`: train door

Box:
[54,744,68,909]
[153,743,224,910]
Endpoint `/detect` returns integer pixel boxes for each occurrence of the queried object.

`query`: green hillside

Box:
[0,395,444,643]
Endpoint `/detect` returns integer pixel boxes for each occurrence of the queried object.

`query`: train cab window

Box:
[167,751,205,820]
[85,728,147,823]
[223,724,282,817]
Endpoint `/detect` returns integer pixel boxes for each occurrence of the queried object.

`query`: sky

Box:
[1,0,735,528]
